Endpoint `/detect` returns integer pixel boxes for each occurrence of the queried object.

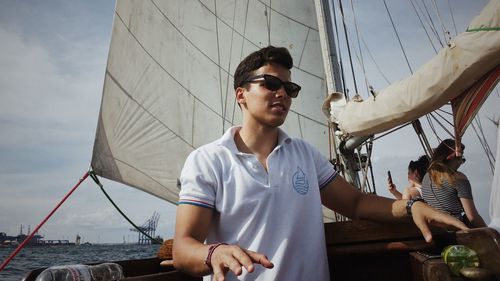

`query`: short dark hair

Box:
[233,46,293,90]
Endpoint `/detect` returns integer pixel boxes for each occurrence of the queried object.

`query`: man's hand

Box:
[209,244,274,281]
[410,201,469,242]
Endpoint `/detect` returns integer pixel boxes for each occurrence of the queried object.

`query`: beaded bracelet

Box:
[406,198,425,217]
[204,243,227,269]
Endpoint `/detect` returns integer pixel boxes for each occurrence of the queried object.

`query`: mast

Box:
[314,0,343,94]
[314,0,363,187]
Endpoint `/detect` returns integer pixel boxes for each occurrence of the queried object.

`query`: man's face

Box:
[236,64,294,128]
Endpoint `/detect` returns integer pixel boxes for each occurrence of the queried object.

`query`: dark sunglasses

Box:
[243,74,301,98]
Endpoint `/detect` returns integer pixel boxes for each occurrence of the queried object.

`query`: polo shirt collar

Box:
[218,126,291,154]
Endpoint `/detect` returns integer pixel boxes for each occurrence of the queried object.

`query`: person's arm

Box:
[320,175,468,242]
[454,172,486,228]
[173,204,273,279]
[173,204,213,275]
[387,178,403,199]
[460,198,487,227]
[402,186,421,200]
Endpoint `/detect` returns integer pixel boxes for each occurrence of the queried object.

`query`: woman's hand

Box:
[387,177,396,191]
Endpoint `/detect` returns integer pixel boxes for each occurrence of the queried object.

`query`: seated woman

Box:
[420,139,486,228]
[388,155,429,199]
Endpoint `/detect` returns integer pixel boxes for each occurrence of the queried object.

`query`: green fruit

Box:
[441,245,480,276]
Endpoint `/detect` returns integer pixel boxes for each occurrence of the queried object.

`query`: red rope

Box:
[0,171,90,272]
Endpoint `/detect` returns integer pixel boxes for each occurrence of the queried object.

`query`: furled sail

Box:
[91,0,331,204]
[326,0,500,137]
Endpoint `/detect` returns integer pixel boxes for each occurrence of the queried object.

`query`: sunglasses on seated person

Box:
[242,74,301,98]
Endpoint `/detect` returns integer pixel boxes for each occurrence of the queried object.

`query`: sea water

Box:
[0,244,160,281]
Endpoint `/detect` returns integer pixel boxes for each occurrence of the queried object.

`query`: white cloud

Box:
[52,207,124,227]
[0,26,104,148]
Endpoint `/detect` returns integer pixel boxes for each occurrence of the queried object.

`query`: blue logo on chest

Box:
[292,167,309,195]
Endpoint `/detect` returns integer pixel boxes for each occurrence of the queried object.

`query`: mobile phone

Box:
[387,171,393,184]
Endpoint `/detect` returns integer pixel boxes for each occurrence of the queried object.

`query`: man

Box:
[173,46,467,281]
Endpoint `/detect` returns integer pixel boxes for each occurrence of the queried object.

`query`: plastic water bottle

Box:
[88,263,124,281]
[35,263,124,281]
[441,245,480,276]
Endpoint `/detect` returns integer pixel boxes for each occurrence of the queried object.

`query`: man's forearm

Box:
[173,237,212,276]
[356,193,409,222]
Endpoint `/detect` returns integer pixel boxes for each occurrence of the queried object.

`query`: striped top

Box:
[420,173,473,219]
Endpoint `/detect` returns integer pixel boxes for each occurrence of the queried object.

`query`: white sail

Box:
[489,123,500,231]
[326,0,500,137]
[91,0,331,203]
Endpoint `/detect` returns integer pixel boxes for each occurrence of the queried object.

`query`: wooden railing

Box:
[324,220,500,281]
[23,222,500,281]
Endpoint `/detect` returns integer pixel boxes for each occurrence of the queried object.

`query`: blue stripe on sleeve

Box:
[319,171,338,190]
[177,200,214,209]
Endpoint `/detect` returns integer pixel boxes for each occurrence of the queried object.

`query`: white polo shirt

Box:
[179,126,337,281]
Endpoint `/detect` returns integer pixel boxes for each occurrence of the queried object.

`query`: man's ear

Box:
[235,87,246,106]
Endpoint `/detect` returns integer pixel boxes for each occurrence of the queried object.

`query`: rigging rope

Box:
[371,122,412,142]
[367,140,377,194]
[213,0,228,136]
[418,0,444,47]
[382,0,440,157]
[447,0,458,36]
[266,1,272,46]
[430,0,452,46]
[337,0,359,96]
[336,0,391,88]
[88,171,163,244]
[349,0,370,95]
[0,171,90,272]
[471,118,496,173]
[433,110,454,127]
[412,119,433,158]
[437,108,453,116]
[382,0,413,74]
[429,112,454,137]
[426,114,442,143]
[359,139,376,194]
[408,0,438,54]
[361,36,391,85]
[330,0,348,98]
[328,123,333,161]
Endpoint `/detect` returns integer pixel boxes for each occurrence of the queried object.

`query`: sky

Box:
[0,0,498,246]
